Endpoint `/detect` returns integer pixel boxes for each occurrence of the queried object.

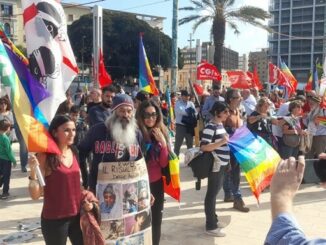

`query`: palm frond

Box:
[189,0,205,9]
[227,6,271,20]
[179,6,197,11]
[226,0,236,7]
[192,15,213,32]
[202,0,215,9]
[228,21,239,35]
[230,17,272,32]
[179,15,202,26]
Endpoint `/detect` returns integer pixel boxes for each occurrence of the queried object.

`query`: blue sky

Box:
[74,0,269,55]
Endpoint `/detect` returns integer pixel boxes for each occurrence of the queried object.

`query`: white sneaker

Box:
[205,228,226,237]
[217,221,227,228]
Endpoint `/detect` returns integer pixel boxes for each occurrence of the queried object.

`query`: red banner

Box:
[98,49,112,88]
[227,70,253,89]
[197,62,221,80]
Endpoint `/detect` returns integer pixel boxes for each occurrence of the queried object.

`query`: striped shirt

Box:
[200,122,230,166]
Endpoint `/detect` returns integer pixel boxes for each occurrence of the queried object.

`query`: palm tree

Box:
[179,0,270,77]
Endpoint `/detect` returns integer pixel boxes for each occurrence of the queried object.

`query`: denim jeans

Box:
[174,124,193,156]
[223,153,241,200]
[205,165,226,230]
[41,215,83,245]
[281,145,299,159]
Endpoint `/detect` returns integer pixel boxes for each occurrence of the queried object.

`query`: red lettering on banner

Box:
[106,142,111,153]
[111,142,116,153]
[95,141,100,153]
[197,62,221,80]
[100,141,105,153]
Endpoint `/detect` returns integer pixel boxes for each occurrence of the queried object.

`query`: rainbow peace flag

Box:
[317,116,326,126]
[139,34,159,96]
[0,40,60,154]
[163,151,180,202]
[280,59,298,92]
[0,23,29,65]
[229,126,280,202]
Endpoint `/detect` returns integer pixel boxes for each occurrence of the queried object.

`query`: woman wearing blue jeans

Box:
[200,101,230,237]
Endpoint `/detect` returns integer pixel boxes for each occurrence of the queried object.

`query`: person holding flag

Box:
[28,115,85,245]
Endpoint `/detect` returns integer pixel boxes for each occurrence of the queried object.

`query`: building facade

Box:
[182,42,239,70]
[248,48,269,84]
[238,54,248,71]
[268,0,326,86]
[0,1,24,46]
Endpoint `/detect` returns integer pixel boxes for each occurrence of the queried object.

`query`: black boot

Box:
[233,198,250,213]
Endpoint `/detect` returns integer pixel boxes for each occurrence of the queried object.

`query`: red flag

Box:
[269,63,295,96]
[305,73,313,91]
[253,66,263,90]
[98,49,112,88]
[193,83,204,95]
[197,61,221,80]
[227,70,253,89]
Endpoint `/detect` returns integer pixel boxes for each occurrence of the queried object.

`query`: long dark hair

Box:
[136,100,168,142]
[46,115,75,171]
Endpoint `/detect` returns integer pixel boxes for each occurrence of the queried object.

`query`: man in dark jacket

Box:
[88,85,116,127]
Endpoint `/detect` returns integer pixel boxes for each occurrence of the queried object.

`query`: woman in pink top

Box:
[28,115,84,245]
[136,100,169,245]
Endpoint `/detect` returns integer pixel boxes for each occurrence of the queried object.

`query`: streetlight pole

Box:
[188,33,194,85]
[81,35,85,88]
[171,0,178,93]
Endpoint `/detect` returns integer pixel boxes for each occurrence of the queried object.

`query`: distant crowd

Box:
[0,83,325,244]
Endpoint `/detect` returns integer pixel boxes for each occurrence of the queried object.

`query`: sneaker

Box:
[233,198,250,213]
[0,193,10,200]
[224,196,234,202]
[21,167,27,173]
[217,221,227,228]
[205,228,226,237]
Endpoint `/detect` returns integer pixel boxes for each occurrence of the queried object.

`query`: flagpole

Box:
[171,0,178,93]
[93,5,103,88]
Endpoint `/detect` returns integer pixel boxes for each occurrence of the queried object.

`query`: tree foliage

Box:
[68,11,178,79]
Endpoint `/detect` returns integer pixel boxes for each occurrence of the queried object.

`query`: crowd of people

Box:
[0,82,325,244]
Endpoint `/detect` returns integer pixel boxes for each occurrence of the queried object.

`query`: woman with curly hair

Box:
[136,100,169,245]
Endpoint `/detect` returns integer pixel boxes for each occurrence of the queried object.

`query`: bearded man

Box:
[88,85,116,127]
[79,94,152,244]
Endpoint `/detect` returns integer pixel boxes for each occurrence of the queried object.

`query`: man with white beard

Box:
[79,94,144,192]
[78,94,153,244]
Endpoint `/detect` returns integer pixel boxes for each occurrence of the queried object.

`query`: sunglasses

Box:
[144,112,157,119]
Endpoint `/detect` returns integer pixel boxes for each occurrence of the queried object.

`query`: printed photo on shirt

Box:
[116,226,152,245]
[123,182,138,214]
[101,219,124,241]
[137,180,150,211]
[124,210,151,236]
[97,183,123,220]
